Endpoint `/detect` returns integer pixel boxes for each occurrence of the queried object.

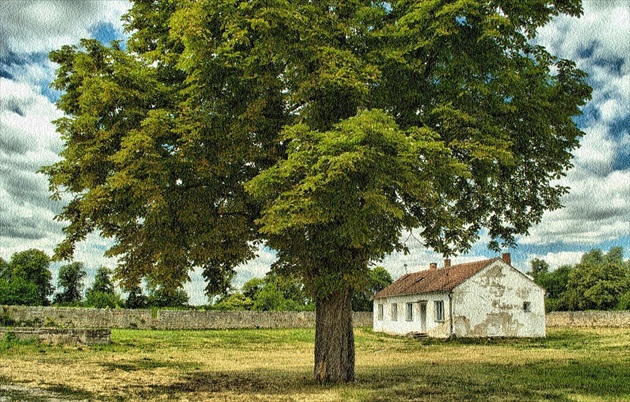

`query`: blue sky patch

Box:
[90,21,122,45]
[0,68,13,79]
[577,40,598,59]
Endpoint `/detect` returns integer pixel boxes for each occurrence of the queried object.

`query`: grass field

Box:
[1,327,628,401]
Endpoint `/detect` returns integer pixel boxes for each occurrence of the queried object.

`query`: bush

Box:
[0,278,40,306]
[85,291,124,309]
[212,293,254,311]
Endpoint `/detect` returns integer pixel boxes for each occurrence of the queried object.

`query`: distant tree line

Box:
[531,246,630,312]
[0,249,189,309]
[9,245,629,312]
[0,249,392,311]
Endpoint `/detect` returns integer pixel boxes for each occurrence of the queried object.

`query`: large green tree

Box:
[45,0,590,383]
[9,249,53,305]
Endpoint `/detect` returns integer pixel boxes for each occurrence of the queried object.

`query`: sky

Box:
[0,0,628,305]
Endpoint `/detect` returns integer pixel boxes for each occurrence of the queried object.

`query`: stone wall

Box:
[546,311,630,328]
[1,305,373,330]
[0,327,111,345]
[4,306,628,330]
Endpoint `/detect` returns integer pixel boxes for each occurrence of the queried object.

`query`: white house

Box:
[373,254,546,338]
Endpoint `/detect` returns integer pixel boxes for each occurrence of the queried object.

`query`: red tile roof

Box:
[374,258,500,299]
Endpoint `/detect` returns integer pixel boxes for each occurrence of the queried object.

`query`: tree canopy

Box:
[45,0,591,383]
[9,249,53,305]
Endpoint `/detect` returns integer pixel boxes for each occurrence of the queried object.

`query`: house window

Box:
[406,303,414,321]
[391,303,398,321]
[434,300,444,322]
[523,301,532,312]
[377,304,384,321]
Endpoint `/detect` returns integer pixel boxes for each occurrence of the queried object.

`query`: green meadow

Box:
[1,327,628,401]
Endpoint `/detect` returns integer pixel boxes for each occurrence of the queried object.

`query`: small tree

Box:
[241,278,265,301]
[618,290,630,310]
[85,291,124,309]
[212,292,254,311]
[238,273,313,311]
[89,267,115,294]
[146,286,189,308]
[54,262,86,305]
[530,258,550,280]
[125,286,148,309]
[85,267,123,308]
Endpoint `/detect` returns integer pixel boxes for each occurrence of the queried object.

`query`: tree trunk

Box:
[314,285,355,384]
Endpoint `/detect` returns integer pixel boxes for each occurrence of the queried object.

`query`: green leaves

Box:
[45,0,590,300]
[247,109,466,292]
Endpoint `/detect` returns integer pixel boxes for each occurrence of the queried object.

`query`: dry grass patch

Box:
[1,327,628,401]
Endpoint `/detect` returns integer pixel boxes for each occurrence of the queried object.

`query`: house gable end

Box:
[451,259,545,294]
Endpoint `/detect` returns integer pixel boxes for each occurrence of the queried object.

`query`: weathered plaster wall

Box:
[0,305,372,330]
[453,261,546,338]
[372,293,451,337]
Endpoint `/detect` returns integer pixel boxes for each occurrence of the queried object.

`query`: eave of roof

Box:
[374,258,499,299]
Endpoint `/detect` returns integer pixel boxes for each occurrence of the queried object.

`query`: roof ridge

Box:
[373,257,499,299]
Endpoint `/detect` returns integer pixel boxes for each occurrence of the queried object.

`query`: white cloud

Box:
[0,78,63,153]
[0,77,66,255]
[0,1,129,277]
[574,124,616,175]
[523,167,630,245]
[520,0,630,248]
[526,251,583,270]
[72,233,118,269]
[0,0,130,56]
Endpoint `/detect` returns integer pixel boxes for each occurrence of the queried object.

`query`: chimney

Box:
[444,259,451,269]
[501,253,511,265]
[429,262,437,270]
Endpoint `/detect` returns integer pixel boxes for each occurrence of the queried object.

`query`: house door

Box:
[419,302,427,332]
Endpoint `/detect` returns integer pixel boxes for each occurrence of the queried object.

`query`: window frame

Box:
[434,300,445,322]
[391,303,398,321]
[406,302,414,321]
[377,303,384,321]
